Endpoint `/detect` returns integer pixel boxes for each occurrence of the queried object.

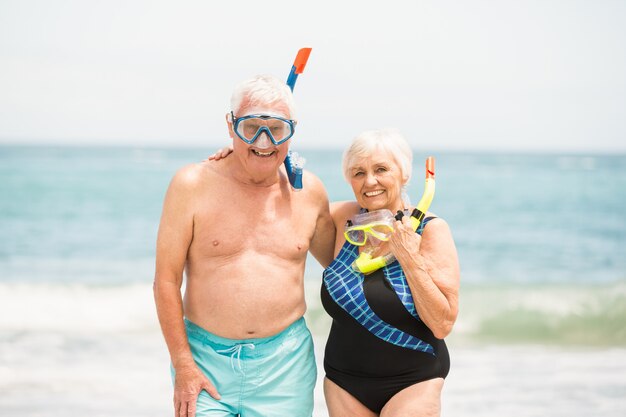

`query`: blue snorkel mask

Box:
[230,111,297,146]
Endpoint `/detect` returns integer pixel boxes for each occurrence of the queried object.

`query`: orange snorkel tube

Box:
[352,156,436,274]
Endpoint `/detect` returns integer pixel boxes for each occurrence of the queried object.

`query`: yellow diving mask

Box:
[344,209,395,247]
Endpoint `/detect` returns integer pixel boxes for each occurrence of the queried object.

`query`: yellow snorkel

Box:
[352,156,436,274]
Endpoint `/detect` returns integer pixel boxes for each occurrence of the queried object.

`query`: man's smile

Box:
[251,149,277,157]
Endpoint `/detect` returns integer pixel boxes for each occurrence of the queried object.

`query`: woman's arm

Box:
[329,201,360,257]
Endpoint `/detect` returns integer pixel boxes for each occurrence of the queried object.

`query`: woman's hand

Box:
[388,215,422,259]
[205,145,234,161]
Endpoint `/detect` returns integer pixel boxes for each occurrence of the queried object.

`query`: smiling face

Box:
[226,102,293,183]
[348,148,407,213]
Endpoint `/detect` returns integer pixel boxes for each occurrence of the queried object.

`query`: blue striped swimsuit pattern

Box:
[323,218,435,354]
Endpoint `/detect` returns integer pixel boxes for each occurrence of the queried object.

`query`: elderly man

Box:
[154,74,334,417]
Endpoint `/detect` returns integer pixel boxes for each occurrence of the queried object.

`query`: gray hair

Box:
[342,128,413,184]
[230,74,296,118]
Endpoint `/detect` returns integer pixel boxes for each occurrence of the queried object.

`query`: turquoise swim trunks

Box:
[172,317,317,417]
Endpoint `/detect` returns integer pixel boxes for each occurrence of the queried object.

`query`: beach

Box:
[1,146,625,415]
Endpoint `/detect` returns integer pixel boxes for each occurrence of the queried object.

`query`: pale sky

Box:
[1,0,625,152]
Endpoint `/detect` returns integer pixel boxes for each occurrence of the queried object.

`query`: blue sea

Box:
[1,145,625,416]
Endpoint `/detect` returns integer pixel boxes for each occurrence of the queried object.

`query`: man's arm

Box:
[153,165,219,417]
[306,173,336,268]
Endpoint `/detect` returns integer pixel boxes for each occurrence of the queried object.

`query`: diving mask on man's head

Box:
[344,209,396,247]
[230,111,296,146]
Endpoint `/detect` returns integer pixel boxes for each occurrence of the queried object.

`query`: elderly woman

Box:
[209,128,459,416]
[322,128,459,417]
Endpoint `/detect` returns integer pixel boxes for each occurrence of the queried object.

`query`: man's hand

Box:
[173,363,220,417]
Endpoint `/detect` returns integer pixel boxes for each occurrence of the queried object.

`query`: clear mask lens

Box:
[368,223,394,240]
[346,229,366,246]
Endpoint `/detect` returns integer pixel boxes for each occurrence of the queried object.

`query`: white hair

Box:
[230,74,296,118]
[342,128,413,184]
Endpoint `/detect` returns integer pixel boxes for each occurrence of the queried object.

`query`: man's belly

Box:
[182,259,307,339]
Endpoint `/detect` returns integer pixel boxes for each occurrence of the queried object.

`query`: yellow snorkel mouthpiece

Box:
[351,156,436,274]
[353,252,391,275]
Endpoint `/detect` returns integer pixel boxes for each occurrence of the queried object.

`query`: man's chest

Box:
[190,195,318,260]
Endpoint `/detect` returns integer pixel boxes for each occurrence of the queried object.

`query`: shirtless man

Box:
[154,74,335,417]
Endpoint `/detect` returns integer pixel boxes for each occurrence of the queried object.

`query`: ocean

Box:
[1,145,625,416]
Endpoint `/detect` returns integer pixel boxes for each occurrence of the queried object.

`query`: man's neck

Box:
[226,157,283,188]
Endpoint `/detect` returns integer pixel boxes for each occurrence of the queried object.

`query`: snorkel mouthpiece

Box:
[351,157,436,274]
[284,150,305,190]
[353,253,389,274]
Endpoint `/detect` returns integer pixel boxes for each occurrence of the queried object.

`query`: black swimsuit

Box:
[321,217,449,413]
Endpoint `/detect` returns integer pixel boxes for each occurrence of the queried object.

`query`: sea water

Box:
[1,145,625,416]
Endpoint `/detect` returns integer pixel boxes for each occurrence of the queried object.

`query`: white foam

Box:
[0,282,160,333]
[1,282,625,416]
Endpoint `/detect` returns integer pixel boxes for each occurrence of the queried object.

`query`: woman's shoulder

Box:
[420,212,454,242]
[423,211,441,222]
[330,201,359,218]
[329,201,360,228]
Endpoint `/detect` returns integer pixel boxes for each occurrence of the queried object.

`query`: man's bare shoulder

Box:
[300,169,329,199]
[169,161,223,191]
